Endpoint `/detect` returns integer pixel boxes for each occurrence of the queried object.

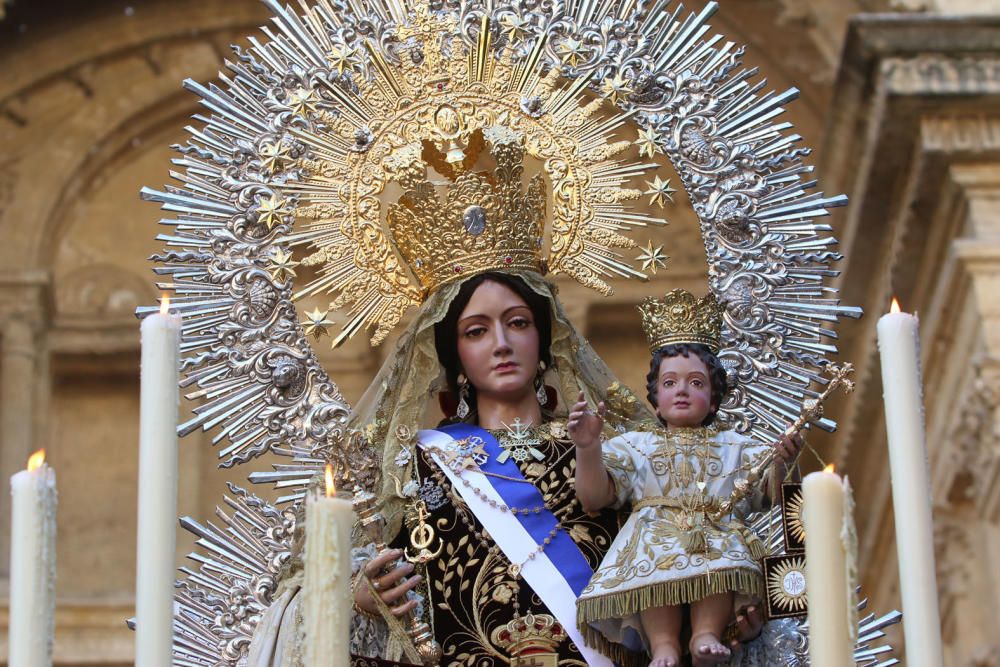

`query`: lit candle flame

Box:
[890,297,901,314]
[160,295,171,316]
[325,464,335,498]
[27,449,45,472]
[824,463,836,474]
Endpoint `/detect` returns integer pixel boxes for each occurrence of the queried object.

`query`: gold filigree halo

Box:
[285,5,669,346]
[638,289,724,353]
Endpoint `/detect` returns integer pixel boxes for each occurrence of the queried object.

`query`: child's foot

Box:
[647,644,680,667]
[690,632,731,666]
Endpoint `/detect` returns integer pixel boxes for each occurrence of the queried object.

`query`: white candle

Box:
[803,466,853,666]
[876,300,945,666]
[9,450,57,667]
[304,465,354,667]
[136,300,181,667]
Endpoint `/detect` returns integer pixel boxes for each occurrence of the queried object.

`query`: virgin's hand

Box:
[354,548,421,617]
[568,391,606,450]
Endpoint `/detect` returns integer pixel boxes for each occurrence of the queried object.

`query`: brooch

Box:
[496,418,545,463]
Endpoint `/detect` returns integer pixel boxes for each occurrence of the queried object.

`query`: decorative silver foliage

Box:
[172,484,296,666]
[140,0,886,664]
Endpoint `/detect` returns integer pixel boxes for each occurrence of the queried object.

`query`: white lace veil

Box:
[348,269,655,539]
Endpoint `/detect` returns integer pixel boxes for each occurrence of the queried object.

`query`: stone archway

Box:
[0,3,275,662]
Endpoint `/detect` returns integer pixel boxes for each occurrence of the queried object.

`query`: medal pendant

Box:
[498,418,544,466]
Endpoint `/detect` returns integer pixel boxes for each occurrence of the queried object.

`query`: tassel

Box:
[746,532,767,562]
[680,528,708,555]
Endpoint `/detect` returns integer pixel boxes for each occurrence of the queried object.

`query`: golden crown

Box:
[289,4,671,346]
[490,613,567,657]
[638,289,724,353]
[384,126,546,295]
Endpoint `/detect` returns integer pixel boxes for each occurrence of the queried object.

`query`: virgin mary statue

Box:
[140,0,900,665]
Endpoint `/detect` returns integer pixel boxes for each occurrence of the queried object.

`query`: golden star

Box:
[645,176,677,207]
[600,74,633,104]
[259,141,293,174]
[499,14,530,40]
[301,307,335,339]
[557,38,586,66]
[327,43,360,75]
[636,241,669,274]
[287,87,320,116]
[256,194,290,230]
[636,127,661,158]
[268,248,299,282]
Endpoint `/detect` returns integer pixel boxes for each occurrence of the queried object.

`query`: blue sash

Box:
[437,422,593,595]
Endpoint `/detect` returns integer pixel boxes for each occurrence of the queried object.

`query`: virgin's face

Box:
[655,353,714,428]
[456,280,541,404]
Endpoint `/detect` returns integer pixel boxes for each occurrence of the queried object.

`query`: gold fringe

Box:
[577,566,763,632]
[580,625,633,665]
[579,634,647,667]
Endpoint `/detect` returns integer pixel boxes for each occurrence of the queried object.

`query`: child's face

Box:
[654,353,714,428]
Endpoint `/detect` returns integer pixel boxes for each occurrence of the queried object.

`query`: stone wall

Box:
[0,1,997,664]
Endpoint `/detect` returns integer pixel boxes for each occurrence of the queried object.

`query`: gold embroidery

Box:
[579,429,768,635]
[405,501,444,564]
[417,431,619,665]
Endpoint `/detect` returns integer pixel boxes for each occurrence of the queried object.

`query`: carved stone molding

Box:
[940,354,1000,520]
[944,361,994,490]
[882,56,1000,96]
[0,270,49,327]
[814,21,1000,641]
[956,239,1000,322]
[948,239,1000,522]
[0,3,269,111]
[54,264,153,326]
[933,504,972,638]
[923,116,1000,154]
[889,0,930,10]
[0,600,135,664]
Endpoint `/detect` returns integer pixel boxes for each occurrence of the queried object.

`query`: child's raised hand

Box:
[568,391,606,450]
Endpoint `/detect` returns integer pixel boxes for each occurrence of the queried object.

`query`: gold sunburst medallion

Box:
[763,554,808,618]
[782,482,806,553]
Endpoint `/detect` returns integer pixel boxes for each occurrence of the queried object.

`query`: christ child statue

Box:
[571,289,802,667]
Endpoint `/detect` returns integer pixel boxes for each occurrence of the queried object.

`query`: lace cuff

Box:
[350,544,390,658]
[348,543,427,659]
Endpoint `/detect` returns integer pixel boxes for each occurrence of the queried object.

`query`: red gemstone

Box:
[504,256,513,264]
[454,265,462,273]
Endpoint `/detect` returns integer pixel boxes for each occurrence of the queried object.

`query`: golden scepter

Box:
[719,363,856,516]
[334,437,443,667]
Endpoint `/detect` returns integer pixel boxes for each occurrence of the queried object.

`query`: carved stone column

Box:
[1,317,37,463]
[0,273,49,579]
